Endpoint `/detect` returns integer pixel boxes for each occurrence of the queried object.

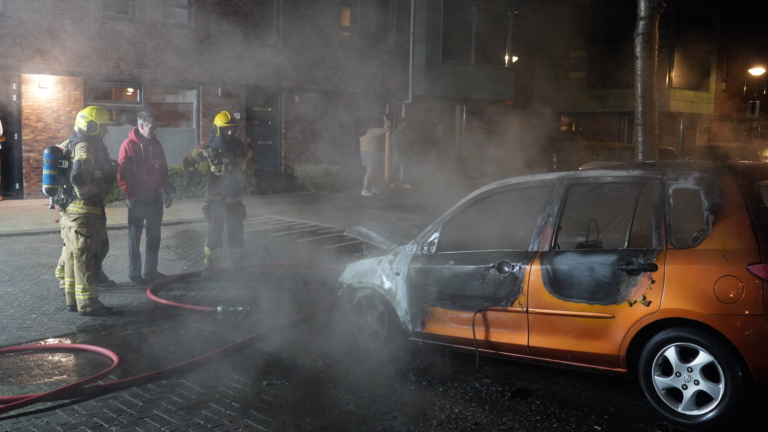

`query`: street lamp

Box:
[746,66,767,117]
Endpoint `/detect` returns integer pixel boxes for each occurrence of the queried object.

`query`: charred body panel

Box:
[540,249,660,305]
[407,251,536,331]
[339,241,416,331]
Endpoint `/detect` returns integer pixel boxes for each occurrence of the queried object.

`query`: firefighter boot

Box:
[97,271,116,288]
[201,247,220,280]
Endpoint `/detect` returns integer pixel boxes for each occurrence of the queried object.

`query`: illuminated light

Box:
[126,88,134,94]
[512,56,519,63]
[38,78,49,89]
[505,55,509,66]
[749,67,766,76]
[340,6,351,27]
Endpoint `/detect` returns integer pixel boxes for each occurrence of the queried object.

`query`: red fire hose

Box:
[0,344,120,412]
[0,263,341,415]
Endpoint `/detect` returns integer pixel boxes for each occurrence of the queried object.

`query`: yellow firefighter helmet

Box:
[74,106,114,135]
[760,148,768,162]
[213,111,238,136]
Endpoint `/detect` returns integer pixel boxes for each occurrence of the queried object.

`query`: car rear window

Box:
[669,187,707,248]
[731,164,768,248]
[555,182,655,250]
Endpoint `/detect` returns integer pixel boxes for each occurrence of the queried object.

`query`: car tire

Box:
[638,327,745,430]
[350,289,402,352]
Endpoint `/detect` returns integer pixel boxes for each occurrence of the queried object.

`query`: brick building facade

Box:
[19,75,84,197]
[0,0,412,198]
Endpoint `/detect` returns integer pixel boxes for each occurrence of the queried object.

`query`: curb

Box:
[0,219,205,238]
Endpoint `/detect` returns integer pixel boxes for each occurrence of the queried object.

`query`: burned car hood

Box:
[343,226,398,250]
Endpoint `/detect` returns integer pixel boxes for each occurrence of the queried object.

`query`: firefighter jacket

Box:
[61,132,115,215]
[182,136,256,201]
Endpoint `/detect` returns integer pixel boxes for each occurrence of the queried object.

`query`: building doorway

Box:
[0,74,22,199]
[246,89,286,193]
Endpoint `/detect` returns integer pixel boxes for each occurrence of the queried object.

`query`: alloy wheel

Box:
[650,342,725,416]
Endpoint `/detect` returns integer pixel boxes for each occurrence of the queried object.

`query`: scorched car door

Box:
[528,179,664,368]
[408,184,553,356]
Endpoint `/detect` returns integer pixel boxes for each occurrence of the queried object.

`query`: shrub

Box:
[169,166,207,200]
[105,180,126,205]
[104,166,262,204]
[295,164,345,193]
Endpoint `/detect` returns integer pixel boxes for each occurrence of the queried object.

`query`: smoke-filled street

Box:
[4,1,768,430]
[1,190,765,431]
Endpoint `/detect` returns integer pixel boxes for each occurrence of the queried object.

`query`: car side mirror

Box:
[421,231,440,254]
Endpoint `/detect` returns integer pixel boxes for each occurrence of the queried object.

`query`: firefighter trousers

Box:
[59,212,107,312]
[56,226,109,288]
[202,199,246,268]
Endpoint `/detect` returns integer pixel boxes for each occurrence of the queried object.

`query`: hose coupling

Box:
[215,305,251,313]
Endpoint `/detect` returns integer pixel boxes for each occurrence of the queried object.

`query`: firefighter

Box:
[58,106,117,316]
[760,148,768,162]
[183,111,256,273]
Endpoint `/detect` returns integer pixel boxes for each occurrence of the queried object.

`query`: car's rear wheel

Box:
[350,289,401,351]
[638,327,744,430]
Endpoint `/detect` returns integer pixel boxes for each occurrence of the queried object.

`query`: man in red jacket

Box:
[118,110,173,283]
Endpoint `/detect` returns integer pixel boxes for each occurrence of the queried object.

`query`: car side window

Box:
[436,185,552,253]
[554,182,655,250]
[669,186,707,248]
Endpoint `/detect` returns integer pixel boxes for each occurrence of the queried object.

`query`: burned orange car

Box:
[340,162,768,429]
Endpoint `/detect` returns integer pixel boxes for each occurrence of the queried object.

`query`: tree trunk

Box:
[634,0,665,162]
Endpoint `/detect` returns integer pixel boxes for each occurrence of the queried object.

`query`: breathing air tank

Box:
[42,145,65,209]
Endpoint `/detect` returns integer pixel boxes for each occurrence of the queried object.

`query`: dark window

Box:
[339,0,354,45]
[85,84,141,105]
[555,183,655,250]
[442,0,512,67]
[104,0,135,20]
[587,0,635,89]
[669,187,706,248]
[588,0,715,91]
[164,0,191,25]
[256,0,279,44]
[437,185,552,252]
[671,49,712,92]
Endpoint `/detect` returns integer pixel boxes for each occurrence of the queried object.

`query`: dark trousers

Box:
[203,199,246,252]
[127,195,164,276]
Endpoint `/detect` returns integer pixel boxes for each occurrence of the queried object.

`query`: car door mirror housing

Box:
[422,231,440,254]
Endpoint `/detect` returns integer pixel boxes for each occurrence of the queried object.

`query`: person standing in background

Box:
[359,114,390,196]
[118,110,173,284]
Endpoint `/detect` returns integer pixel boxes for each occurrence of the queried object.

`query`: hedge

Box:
[105,166,257,204]
[294,164,347,193]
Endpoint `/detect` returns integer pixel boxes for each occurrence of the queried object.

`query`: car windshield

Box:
[687,145,758,162]
[598,147,634,163]
[597,147,679,163]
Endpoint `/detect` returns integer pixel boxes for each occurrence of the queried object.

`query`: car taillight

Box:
[747,263,768,281]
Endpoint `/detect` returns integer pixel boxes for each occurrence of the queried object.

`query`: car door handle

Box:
[495,260,514,275]
[617,260,658,276]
